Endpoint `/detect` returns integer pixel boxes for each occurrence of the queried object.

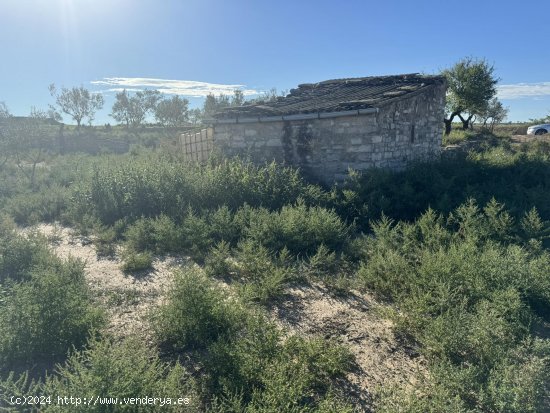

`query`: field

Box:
[0,128,549,412]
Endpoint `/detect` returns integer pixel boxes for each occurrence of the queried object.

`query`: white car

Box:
[527,124,550,135]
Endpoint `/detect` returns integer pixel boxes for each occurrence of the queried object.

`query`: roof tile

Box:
[214,73,445,119]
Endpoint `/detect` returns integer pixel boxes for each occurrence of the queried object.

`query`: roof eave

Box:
[211,107,379,125]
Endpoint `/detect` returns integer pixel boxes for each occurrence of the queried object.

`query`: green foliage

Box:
[153,268,243,352]
[1,131,550,411]
[377,340,550,413]
[154,267,354,412]
[179,208,217,261]
[442,57,499,132]
[478,97,509,131]
[0,220,53,284]
[5,184,69,225]
[337,143,550,229]
[245,201,351,256]
[49,84,104,127]
[444,57,498,113]
[232,239,293,305]
[120,249,153,273]
[359,201,550,411]
[123,214,180,254]
[0,256,103,371]
[155,95,190,127]
[307,244,339,278]
[204,241,232,278]
[93,225,117,257]
[39,337,198,412]
[442,128,477,145]
[110,89,161,128]
[208,335,353,413]
[70,155,324,226]
[201,91,246,120]
[0,371,42,412]
[0,337,199,412]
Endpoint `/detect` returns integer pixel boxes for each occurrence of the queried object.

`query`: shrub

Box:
[245,201,351,256]
[93,225,117,257]
[70,155,326,226]
[233,239,292,305]
[441,128,477,146]
[377,340,550,413]
[336,141,550,229]
[207,334,353,412]
[153,268,243,352]
[0,259,104,371]
[207,205,245,245]
[153,267,354,411]
[179,209,215,261]
[484,339,550,413]
[0,224,53,284]
[357,201,550,411]
[238,267,289,305]
[120,249,153,273]
[39,337,199,413]
[5,185,69,225]
[306,244,339,278]
[124,215,179,254]
[204,241,232,278]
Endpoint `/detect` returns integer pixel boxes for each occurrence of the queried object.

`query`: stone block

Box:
[356,144,373,152]
[356,152,373,162]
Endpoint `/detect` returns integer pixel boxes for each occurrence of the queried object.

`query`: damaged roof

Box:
[214,73,446,120]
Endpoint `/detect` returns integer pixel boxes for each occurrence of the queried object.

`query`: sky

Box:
[2,0,550,124]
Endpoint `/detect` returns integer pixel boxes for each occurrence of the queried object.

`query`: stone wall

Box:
[212,83,446,183]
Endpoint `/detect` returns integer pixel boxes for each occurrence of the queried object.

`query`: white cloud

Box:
[90,77,259,98]
[497,82,550,100]
[98,88,144,94]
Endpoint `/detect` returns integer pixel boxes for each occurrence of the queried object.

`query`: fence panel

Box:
[180,127,213,162]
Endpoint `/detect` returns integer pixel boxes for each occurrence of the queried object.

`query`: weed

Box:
[120,249,153,273]
[0,258,104,371]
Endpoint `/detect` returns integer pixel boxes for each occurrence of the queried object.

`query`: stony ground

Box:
[271,285,427,408]
[25,224,184,340]
[26,223,426,412]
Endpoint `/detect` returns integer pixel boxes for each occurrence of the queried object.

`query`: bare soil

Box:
[27,223,426,412]
[511,134,550,144]
[25,224,186,340]
[271,285,427,409]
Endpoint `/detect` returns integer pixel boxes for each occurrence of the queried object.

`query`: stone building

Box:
[181,73,446,183]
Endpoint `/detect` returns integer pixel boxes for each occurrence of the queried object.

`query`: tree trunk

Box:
[443,111,461,135]
[444,119,453,135]
[458,113,474,130]
[30,148,43,191]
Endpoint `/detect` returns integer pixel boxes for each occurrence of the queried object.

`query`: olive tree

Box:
[110,89,161,128]
[154,95,189,127]
[200,89,247,122]
[478,98,508,132]
[442,57,499,135]
[49,84,104,128]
